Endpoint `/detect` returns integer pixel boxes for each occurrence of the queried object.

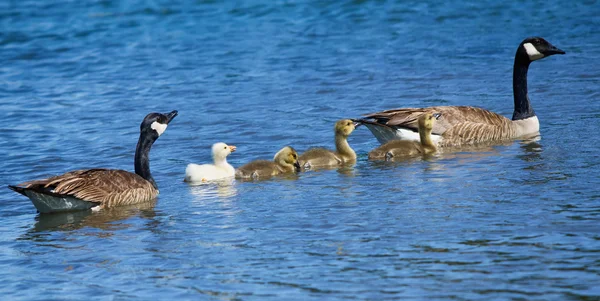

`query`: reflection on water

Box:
[29,200,157,233]
[187,178,238,199]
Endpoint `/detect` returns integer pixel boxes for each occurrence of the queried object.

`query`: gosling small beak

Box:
[165,110,178,124]
[294,160,301,172]
[433,113,442,120]
[228,145,237,152]
[351,119,362,128]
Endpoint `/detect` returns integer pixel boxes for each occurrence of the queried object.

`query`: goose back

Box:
[13,169,158,208]
[364,106,525,147]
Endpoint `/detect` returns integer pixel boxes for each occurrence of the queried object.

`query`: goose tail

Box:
[8,185,27,196]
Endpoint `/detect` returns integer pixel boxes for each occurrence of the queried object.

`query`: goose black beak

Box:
[165,110,178,124]
[294,160,301,172]
[544,43,565,56]
[351,119,362,128]
[433,113,442,120]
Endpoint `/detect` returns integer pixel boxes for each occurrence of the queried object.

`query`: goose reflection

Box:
[29,200,157,233]
[187,178,238,199]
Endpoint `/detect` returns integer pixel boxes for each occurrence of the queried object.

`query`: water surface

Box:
[1,0,599,300]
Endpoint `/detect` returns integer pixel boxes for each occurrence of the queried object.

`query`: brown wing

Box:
[364,106,512,136]
[439,121,518,146]
[17,169,157,207]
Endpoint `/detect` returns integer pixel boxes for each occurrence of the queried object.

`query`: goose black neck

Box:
[512,54,535,120]
[134,132,157,189]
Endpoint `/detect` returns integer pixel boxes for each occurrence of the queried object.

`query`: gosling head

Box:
[274,146,301,172]
[141,110,178,140]
[418,112,441,131]
[212,142,236,160]
[519,37,565,62]
[334,119,356,137]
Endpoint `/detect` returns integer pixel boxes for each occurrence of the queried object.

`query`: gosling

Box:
[298,119,357,169]
[235,146,301,180]
[184,142,236,183]
[368,113,440,160]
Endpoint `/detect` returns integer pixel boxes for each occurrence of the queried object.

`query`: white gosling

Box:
[185,142,237,183]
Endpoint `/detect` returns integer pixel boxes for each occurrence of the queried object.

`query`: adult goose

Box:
[8,110,178,213]
[357,37,565,147]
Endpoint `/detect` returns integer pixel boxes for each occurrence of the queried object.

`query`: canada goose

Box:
[8,110,178,213]
[369,113,441,160]
[184,142,236,183]
[235,146,301,180]
[357,37,565,147]
[298,119,357,169]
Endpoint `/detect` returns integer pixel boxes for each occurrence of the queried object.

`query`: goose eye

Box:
[224,146,227,149]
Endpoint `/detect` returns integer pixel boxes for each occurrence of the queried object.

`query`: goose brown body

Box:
[299,119,357,168]
[364,106,520,147]
[10,169,158,208]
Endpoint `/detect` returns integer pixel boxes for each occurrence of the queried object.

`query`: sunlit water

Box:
[1,1,599,300]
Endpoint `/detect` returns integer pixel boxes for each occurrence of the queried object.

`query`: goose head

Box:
[212,142,236,160]
[519,37,565,62]
[335,119,356,137]
[141,110,178,140]
[274,146,301,172]
[418,112,441,131]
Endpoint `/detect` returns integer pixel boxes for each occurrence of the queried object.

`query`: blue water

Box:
[1,0,600,300]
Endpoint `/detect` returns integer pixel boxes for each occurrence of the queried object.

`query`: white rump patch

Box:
[513,116,540,136]
[523,43,544,61]
[151,121,168,136]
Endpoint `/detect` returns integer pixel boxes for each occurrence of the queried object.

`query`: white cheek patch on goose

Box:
[151,121,168,136]
[523,43,544,61]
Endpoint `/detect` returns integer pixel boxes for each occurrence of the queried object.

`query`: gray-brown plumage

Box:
[299,119,357,169]
[235,146,301,180]
[8,110,178,213]
[357,37,565,147]
[369,112,440,160]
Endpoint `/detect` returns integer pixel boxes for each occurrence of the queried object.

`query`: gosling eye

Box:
[292,154,297,159]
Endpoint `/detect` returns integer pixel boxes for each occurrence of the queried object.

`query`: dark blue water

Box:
[1,1,599,300]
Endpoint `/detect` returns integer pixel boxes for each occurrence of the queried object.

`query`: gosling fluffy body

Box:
[235,146,301,179]
[299,119,357,168]
[369,113,440,160]
[185,142,236,182]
